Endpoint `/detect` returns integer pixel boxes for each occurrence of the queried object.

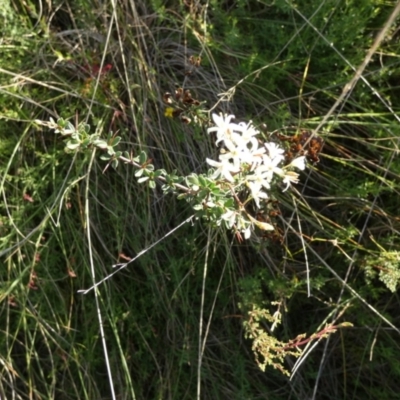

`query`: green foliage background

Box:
[1,0,400,399]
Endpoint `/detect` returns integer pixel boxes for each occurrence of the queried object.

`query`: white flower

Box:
[49,117,75,135]
[221,209,237,228]
[206,158,240,183]
[237,121,260,149]
[261,154,284,181]
[219,138,247,169]
[236,216,252,239]
[264,142,285,162]
[243,225,252,240]
[247,164,272,188]
[281,171,300,191]
[279,156,306,191]
[247,181,268,208]
[207,113,242,146]
[245,165,271,207]
[48,117,58,128]
[240,141,266,170]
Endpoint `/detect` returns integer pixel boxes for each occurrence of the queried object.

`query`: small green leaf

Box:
[198,189,209,198]
[138,176,149,183]
[145,164,154,172]
[135,169,144,177]
[66,141,80,150]
[186,174,199,186]
[111,159,119,169]
[111,136,122,147]
[149,180,156,189]
[64,122,75,134]
[154,169,165,178]
[93,140,108,149]
[81,123,90,134]
[139,151,147,164]
[81,138,91,147]
[198,175,208,187]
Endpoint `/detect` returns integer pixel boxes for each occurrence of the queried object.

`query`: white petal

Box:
[290,156,306,170]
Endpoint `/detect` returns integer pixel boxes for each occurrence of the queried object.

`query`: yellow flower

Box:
[164,107,175,118]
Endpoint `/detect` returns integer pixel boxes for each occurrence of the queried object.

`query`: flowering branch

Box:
[36,112,306,240]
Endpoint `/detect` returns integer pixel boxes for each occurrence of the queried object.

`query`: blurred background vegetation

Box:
[1,0,400,399]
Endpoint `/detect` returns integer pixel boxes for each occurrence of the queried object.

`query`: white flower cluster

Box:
[206,113,306,209]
